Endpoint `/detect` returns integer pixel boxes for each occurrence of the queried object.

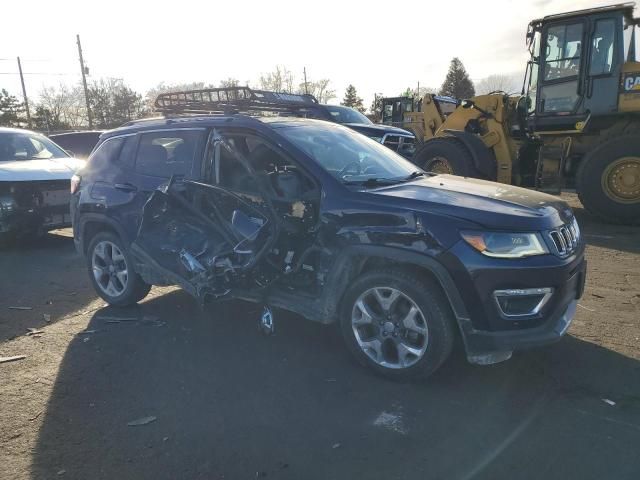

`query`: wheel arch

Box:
[324,245,470,327]
[77,214,130,255]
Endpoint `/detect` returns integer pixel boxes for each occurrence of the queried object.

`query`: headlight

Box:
[461,231,548,258]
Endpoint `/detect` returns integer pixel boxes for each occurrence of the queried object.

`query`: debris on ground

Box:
[29,410,43,421]
[56,469,66,476]
[127,416,157,426]
[578,303,596,312]
[602,398,616,406]
[591,293,605,299]
[78,330,98,335]
[324,378,337,383]
[332,443,341,449]
[8,306,33,311]
[26,328,45,337]
[43,313,51,323]
[97,315,139,323]
[259,306,275,335]
[0,355,27,364]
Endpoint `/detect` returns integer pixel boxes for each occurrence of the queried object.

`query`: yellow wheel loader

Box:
[383,3,640,224]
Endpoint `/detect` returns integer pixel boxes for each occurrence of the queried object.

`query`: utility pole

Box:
[16,57,32,128]
[303,67,309,95]
[417,80,420,98]
[76,34,93,128]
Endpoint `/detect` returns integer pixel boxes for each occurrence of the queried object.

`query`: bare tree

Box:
[36,83,87,130]
[259,66,295,93]
[219,78,242,88]
[297,78,336,103]
[475,74,521,95]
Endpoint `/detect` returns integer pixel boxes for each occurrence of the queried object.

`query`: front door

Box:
[535,19,586,128]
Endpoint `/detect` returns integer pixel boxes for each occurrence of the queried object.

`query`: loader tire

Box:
[413,137,479,178]
[577,134,640,225]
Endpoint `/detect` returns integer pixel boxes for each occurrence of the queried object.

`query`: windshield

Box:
[0,131,69,161]
[324,105,373,125]
[278,123,420,185]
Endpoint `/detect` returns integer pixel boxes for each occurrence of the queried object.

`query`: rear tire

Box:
[413,137,479,177]
[577,135,640,225]
[340,269,455,380]
[87,231,151,306]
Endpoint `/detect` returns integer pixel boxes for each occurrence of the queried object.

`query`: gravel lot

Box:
[1,194,639,480]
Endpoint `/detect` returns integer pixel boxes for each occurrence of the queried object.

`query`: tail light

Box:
[70,174,81,194]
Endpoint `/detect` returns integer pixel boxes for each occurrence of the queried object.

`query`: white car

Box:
[0,127,85,242]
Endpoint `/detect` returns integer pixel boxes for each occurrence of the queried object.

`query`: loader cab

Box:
[524,4,635,132]
[381,97,417,126]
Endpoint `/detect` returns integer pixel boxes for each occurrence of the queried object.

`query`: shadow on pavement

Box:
[573,205,640,255]
[0,230,96,343]
[31,290,640,480]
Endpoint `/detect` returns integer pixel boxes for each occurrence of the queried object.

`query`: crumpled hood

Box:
[0,157,85,182]
[366,174,573,230]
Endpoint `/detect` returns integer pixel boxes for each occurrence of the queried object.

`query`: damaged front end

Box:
[130,176,279,303]
[0,180,72,239]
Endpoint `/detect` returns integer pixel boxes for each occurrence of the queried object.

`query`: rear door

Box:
[91,128,206,244]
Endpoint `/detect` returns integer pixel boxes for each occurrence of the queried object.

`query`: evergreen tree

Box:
[0,89,25,127]
[341,84,365,113]
[438,58,475,99]
[369,92,384,121]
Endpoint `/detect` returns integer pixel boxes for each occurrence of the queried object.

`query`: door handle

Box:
[114,183,137,193]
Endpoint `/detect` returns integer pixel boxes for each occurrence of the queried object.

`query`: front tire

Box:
[577,135,640,225]
[87,231,151,306]
[413,137,478,177]
[340,269,455,380]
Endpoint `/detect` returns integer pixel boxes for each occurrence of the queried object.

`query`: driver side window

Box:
[214,133,313,199]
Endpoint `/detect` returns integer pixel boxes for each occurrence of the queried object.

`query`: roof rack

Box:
[154,86,328,117]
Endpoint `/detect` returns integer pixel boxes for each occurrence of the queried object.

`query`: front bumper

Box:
[459,259,586,364]
[1,182,72,237]
[437,237,587,364]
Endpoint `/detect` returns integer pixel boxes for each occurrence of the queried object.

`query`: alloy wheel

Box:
[91,240,129,297]
[351,287,429,369]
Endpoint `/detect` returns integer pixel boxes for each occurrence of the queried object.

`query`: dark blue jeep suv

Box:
[71,95,586,379]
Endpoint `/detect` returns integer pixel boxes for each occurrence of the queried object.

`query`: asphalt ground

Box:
[1,194,639,480]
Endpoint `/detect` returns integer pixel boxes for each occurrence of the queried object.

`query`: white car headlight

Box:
[461,231,548,258]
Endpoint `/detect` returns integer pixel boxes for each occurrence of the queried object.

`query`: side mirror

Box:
[460,99,475,109]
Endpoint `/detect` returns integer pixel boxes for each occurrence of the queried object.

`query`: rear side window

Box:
[88,137,124,169]
[135,130,202,178]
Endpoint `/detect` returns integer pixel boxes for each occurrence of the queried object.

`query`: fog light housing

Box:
[493,288,553,318]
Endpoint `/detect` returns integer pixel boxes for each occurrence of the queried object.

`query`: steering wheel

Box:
[339,161,361,178]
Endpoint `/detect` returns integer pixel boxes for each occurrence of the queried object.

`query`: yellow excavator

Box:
[382,3,640,224]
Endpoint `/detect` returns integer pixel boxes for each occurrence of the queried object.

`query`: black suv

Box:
[71,88,586,379]
[318,104,415,158]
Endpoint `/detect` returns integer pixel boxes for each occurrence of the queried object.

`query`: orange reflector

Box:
[461,233,487,252]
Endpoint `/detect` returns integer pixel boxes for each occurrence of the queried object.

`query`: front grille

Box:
[382,135,414,153]
[548,222,579,257]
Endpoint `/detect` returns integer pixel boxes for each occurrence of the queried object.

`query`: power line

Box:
[0,72,78,75]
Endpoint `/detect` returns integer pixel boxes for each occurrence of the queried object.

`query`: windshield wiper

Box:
[343,177,401,187]
[404,171,426,180]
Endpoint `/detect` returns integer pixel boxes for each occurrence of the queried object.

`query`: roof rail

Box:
[154,86,327,117]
